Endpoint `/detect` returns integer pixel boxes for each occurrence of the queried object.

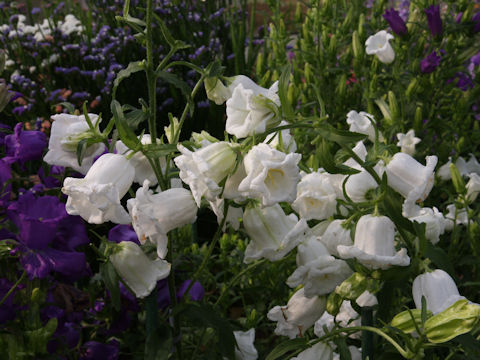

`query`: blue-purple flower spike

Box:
[425,5,443,37]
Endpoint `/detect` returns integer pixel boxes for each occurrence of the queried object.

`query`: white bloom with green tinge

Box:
[267,288,326,339]
[396,129,421,156]
[174,141,237,206]
[239,143,301,207]
[62,153,134,224]
[291,341,333,360]
[365,30,395,64]
[110,241,170,298]
[226,77,280,138]
[243,204,308,263]
[127,180,197,259]
[44,113,105,174]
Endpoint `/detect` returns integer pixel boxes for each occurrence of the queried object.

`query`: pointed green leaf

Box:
[111,100,140,150]
[100,261,121,311]
[113,61,145,98]
[265,338,308,360]
[278,65,294,119]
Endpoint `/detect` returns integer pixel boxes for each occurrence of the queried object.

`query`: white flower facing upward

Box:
[238,143,301,207]
[242,204,309,263]
[127,181,197,258]
[62,153,134,224]
[346,111,382,142]
[287,237,352,297]
[386,152,437,203]
[110,241,170,298]
[396,129,421,156]
[226,78,280,138]
[412,269,466,314]
[365,30,395,64]
[290,341,333,360]
[337,214,410,269]
[116,135,165,186]
[292,172,337,221]
[267,288,326,339]
[233,329,258,360]
[44,113,105,174]
[174,141,238,206]
[319,220,353,257]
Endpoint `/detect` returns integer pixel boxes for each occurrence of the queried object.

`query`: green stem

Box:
[146,0,157,143]
[167,235,183,359]
[0,272,26,307]
[340,143,382,184]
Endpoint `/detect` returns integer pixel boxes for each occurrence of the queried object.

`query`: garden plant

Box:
[0,0,480,359]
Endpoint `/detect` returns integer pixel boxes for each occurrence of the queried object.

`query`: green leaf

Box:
[424,242,455,276]
[333,336,352,360]
[25,318,58,354]
[318,139,360,175]
[123,106,148,130]
[317,123,367,144]
[145,324,172,360]
[265,338,308,360]
[391,308,432,334]
[76,138,88,167]
[278,65,294,119]
[111,100,140,150]
[122,0,130,18]
[100,261,121,311]
[207,60,224,78]
[454,334,480,359]
[178,303,235,359]
[113,61,145,98]
[156,70,194,115]
[382,188,415,234]
[57,101,76,114]
[142,143,178,158]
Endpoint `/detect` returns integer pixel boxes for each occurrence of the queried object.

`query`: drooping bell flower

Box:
[383,8,408,36]
[425,5,442,37]
[319,219,353,257]
[337,214,410,269]
[286,237,352,297]
[43,113,105,174]
[238,143,301,207]
[346,110,382,142]
[412,269,466,314]
[4,122,47,165]
[365,30,395,64]
[290,341,333,360]
[420,51,441,74]
[174,141,238,206]
[109,241,170,298]
[242,203,309,263]
[267,288,326,339]
[233,329,258,360]
[127,180,197,258]
[62,153,135,224]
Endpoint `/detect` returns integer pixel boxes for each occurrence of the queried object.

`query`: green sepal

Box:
[111,99,141,151]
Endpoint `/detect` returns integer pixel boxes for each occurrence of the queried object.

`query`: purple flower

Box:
[38,165,65,188]
[420,51,441,73]
[425,5,442,37]
[108,224,140,245]
[3,123,47,165]
[81,340,119,360]
[383,8,408,36]
[177,280,205,302]
[7,192,89,280]
[473,12,480,33]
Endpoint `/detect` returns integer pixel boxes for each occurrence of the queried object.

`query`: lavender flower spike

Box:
[420,51,441,74]
[383,8,407,36]
[425,5,442,37]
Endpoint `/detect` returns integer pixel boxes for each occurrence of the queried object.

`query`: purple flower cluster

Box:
[420,51,441,74]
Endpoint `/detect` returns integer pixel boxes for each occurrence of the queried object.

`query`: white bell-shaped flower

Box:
[466,173,480,202]
[174,141,238,206]
[267,288,326,339]
[287,237,352,297]
[356,290,378,307]
[243,204,309,263]
[336,300,361,339]
[116,134,166,186]
[291,341,334,360]
[223,161,247,203]
[110,241,170,298]
[402,202,446,245]
[314,312,335,337]
[365,30,395,64]
[233,329,258,360]
[396,129,421,156]
[344,162,384,203]
[226,78,280,138]
[44,113,105,174]
[343,141,368,170]
[62,153,134,224]
[127,181,197,258]
[263,121,297,153]
[319,220,353,257]
[444,204,469,231]
[292,171,337,221]
[386,152,437,203]
[238,143,301,207]
[337,214,410,269]
[333,346,362,360]
[412,269,466,314]
[346,111,382,142]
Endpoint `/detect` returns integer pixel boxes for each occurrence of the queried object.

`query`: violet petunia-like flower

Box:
[425,5,442,37]
[4,122,47,165]
[108,224,140,245]
[177,280,205,301]
[383,8,407,36]
[420,51,441,74]
[7,191,89,280]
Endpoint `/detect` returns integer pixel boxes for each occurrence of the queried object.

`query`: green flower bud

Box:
[335,272,367,300]
[304,63,313,83]
[328,34,337,58]
[391,308,432,333]
[414,106,423,132]
[336,74,347,97]
[256,52,264,75]
[388,91,400,122]
[406,79,418,101]
[326,292,343,316]
[31,288,44,303]
[295,2,303,22]
[352,30,363,60]
[425,300,480,343]
[358,14,365,38]
[450,163,466,195]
